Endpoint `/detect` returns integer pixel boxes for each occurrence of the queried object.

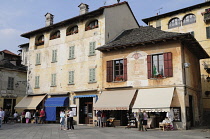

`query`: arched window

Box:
[85,20,98,31]
[168,18,181,29]
[50,30,60,40]
[182,14,196,25]
[66,26,78,36]
[35,35,44,46]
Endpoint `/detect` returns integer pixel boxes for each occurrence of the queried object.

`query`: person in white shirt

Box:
[25,111,31,123]
[67,108,74,130]
[60,110,65,130]
[0,107,4,129]
[13,111,18,123]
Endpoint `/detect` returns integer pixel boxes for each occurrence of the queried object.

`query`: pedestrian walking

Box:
[0,107,4,129]
[138,109,144,131]
[142,110,148,131]
[96,110,102,127]
[101,111,107,127]
[67,108,74,130]
[39,109,45,124]
[34,110,39,124]
[60,110,65,130]
[13,111,18,123]
[25,111,31,123]
[4,109,9,124]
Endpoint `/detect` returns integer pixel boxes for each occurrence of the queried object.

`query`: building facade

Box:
[19,2,139,124]
[95,27,209,129]
[0,50,27,114]
[142,1,210,125]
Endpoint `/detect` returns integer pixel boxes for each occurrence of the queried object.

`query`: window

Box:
[69,46,75,59]
[35,35,44,46]
[89,68,96,83]
[50,30,60,40]
[35,76,40,88]
[182,14,196,25]
[51,74,56,86]
[147,52,173,79]
[66,26,78,36]
[156,20,161,30]
[36,53,41,65]
[85,20,98,31]
[52,50,57,62]
[8,77,14,90]
[106,58,127,82]
[89,42,96,56]
[69,71,74,84]
[206,26,210,39]
[168,18,181,29]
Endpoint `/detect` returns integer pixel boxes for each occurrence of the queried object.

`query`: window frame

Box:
[89,68,96,83]
[89,42,96,56]
[52,49,57,63]
[69,46,75,60]
[151,54,164,78]
[182,14,196,26]
[35,76,40,89]
[168,18,181,29]
[85,20,99,31]
[50,30,60,40]
[35,35,44,46]
[7,77,14,90]
[68,71,75,85]
[66,26,78,36]
[51,73,57,87]
[36,53,41,65]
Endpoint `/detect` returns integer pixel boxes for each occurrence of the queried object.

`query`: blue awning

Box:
[45,97,69,107]
[74,95,98,102]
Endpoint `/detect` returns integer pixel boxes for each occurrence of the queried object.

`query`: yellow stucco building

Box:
[142,1,210,125]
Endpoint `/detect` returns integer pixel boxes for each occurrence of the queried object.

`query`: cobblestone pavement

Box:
[0,123,210,139]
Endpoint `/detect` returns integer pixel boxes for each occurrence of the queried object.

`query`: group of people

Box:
[96,110,107,127]
[138,109,148,131]
[21,109,45,124]
[59,108,74,130]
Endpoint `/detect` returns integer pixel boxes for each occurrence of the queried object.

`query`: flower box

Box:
[114,75,124,81]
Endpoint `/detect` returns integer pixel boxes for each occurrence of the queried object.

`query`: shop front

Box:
[94,89,137,126]
[132,87,182,129]
[44,97,69,122]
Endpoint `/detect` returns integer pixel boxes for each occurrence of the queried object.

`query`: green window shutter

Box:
[69,46,75,59]
[206,27,210,39]
[72,46,75,58]
[89,69,93,82]
[92,68,96,82]
[54,74,56,86]
[69,71,74,84]
[89,42,95,56]
[89,68,96,82]
[36,53,40,64]
[35,76,39,88]
[51,74,56,86]
[52,50,55,62]
[55,50,57,62]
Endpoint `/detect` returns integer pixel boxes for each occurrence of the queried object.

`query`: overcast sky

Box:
[0,0,205,54]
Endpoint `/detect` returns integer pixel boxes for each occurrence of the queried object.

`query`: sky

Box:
[0,0,205,54]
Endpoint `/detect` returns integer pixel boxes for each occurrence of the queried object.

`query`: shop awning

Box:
[132,88,174,112]
[94,90,137,110]
[15,94,46,109]
[45,97,69,107]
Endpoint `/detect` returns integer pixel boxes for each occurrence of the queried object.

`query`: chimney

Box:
[78,3,89,15]
[45,13,54,26]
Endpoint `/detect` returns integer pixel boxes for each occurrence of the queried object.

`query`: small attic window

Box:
[66,26,78,36]
[35,35,44,46]
[50,30,60,40]
[85,20,98,31]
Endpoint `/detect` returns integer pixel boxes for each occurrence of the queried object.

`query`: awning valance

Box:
[132,88,174,112]
[94,90,137,110]
[74,95,98,102]
[45,97,69,107]
[15,95,46,109]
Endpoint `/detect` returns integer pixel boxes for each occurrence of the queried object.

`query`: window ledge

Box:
[68,58,75,60]
[68,83,75,85]
[88,81,97,84]
[88,54,96,57]
[50,85,57,87]
[35,64,41,66]
[51,61,57,63]
[113,80,126,83]
[149,77,166,80]
[34,87,40,89]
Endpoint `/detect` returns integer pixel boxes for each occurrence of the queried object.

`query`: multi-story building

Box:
[0,50,27,114]
[142,0,210,125]
[18,2,139,124]
[95,26,209,129]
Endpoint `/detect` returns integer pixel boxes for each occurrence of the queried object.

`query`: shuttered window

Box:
[51,74,56,86]
[35,76,40,88]
[52,50,57,62]
[106,58,127,82]
[69,71,74,84]
[89,42,96,56]
[206,26,210,39]
[69,46,75,59]
[147,52,173,79]
[36,53,41,65]
[89,68,96,83]
[8,77,14,90]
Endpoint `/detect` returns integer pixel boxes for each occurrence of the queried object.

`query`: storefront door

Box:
[79,97,93,124]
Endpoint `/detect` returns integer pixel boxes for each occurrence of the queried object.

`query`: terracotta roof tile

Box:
[0,50,19,56]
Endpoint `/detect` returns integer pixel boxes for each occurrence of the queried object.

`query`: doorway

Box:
[79,97,93,124]
[189,95,194,127]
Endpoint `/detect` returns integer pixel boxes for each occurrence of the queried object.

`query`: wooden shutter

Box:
[123,58,127,81]
[206,27,210,39]
[147,55,152,79]
[106,60,113,82]
[92,42,95,55]
[89,42,93,55]
[72,46,75,58]
[69,71,74,84]
[55,50,57,61]
[164,52,173,77]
